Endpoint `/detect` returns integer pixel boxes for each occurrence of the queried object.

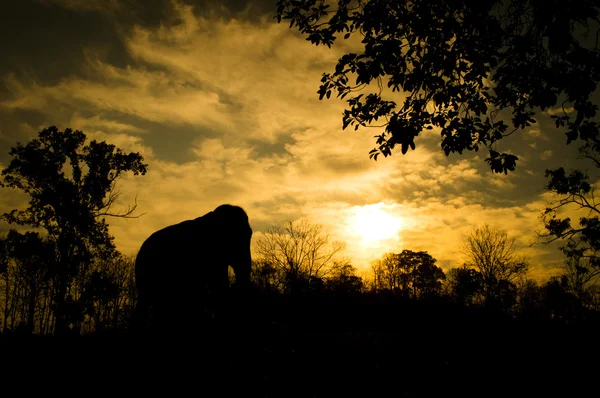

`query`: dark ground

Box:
[0,327,594,397]
[0,296,597,397]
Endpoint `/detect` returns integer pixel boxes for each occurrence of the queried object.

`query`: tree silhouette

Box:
[251,260,283,294]
[543,276,583,322]
[371,252,401,291]
[0,230,55,333]
[555,257,600,312]
[14,231,53,333]
[446,266,483,306]
[541,167,600,271]
[276,0,600,173]
[80,270,119,333]
[0,126,147,334]
[413,253,446,298]
[325,262,364,294]
[516,278,545,320]
[462,224,529,306]
[255,220,344,293]
[371,250,445,298]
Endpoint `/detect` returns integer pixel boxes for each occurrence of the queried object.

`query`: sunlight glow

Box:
[351,204,403,244]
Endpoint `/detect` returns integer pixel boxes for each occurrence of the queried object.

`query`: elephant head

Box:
[205,204,253,289]
[133,204,252,332]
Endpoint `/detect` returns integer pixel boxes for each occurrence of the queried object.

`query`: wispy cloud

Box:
[543,106,575,116]
[70,114,147,134]
[540,150,553,160]
[0,0,582,280]
[36,0,122,13]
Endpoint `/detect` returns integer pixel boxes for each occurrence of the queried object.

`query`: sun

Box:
[351,204,403,244]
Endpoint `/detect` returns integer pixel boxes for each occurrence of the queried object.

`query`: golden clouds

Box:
[70,114,147,134]
[540,150,553,160]
[36,0,121,13]
[0,0,584,278]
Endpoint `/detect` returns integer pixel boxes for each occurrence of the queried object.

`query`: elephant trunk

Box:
[234,250,252,288]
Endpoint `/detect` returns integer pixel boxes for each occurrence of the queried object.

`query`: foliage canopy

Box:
[0,126,147,334]
[372,250,446,298]
[276,0,600,173]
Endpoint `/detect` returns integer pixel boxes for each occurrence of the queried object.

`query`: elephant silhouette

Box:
[133,204,252,333]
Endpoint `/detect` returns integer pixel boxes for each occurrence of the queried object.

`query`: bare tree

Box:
[255,220,345,292]
[558,257,600,310]
[462,224,529,303]
[371,253,402,292]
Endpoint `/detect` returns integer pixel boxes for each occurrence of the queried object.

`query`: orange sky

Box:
[0,0,594,280]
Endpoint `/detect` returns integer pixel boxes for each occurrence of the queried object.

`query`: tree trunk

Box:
[53,276,69,335]
[39,285,48,335]
[26,281,37,334]
[2,272,11,332]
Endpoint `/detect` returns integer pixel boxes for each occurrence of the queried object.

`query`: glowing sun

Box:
[351,204,403,244]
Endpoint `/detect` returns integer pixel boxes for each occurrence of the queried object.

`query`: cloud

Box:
[70,114,147,134]
[123,7,349,143]
[1,66,236,131]
[543,107,575,116]
[540,150,553,160]
[0,0,578,281]
[303,196,560,279]
[84,129,154,158]
[488,174,517,190]
[36,0,122,13]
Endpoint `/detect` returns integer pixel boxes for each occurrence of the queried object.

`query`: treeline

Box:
[1,127,599,335]
[0,230,136,334]
[252,254,600,328]
[2,230,598,335]
[0,126,148,335]
[252,222,600,328]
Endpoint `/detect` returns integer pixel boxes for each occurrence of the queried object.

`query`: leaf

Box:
[274,0,598,174]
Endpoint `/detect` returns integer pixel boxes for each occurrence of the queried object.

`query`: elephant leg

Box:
[204,266,231,326]
[130,297,149,333]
